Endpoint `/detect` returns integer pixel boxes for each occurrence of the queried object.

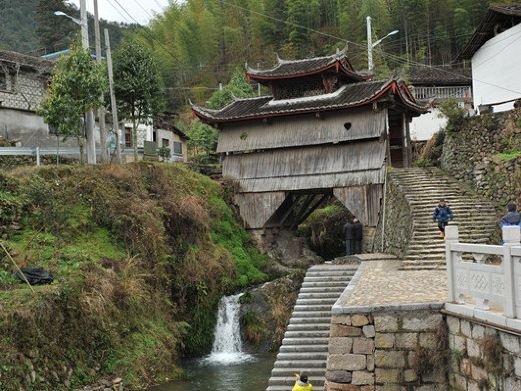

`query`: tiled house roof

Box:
[457,3,521,60]
[408,66,472,86]
[0,49,53,73]
[246,47,368,82]
[192,79,427,123]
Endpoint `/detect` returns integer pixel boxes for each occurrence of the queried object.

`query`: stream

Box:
[151,294,276,391]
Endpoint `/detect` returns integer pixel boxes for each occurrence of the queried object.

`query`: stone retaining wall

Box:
[441,109,521,209]
[372,172,413,257]
[325,309,448,390]
[446,313,521,391]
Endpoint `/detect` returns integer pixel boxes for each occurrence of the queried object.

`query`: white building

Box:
[458,3,521,113]
[408,67,472,141]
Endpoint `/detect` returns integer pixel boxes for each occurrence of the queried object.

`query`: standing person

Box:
[352,218,363,254]
[343,219,354,256]
[432,198,454,239]
[293,373,312,391]
[500,202,521,227]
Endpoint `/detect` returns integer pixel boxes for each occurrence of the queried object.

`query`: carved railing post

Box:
[503,226,521,318]
[446,225,459,303]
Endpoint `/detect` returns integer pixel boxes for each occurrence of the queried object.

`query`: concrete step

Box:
[301,281,347,288]
[282,337,330,345]
[289,316,332,324]
[279,344,329,353]
[298,292,343,299]
[295,298,338,305]
[267,387,324,391]
[299,287,346,293]
[273,361,326,369]
[277,352,328,360]
[305,271,356,277]
[283,330,330,338]
[287,323,331,331]
[294,304,333,312]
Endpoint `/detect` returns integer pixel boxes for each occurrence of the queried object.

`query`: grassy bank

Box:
[0,163,267,390]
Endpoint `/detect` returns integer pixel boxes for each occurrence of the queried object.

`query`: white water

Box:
[203,293,254,365]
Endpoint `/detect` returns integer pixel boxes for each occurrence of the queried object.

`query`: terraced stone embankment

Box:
[389,168,497,270]
[266,264,358,391]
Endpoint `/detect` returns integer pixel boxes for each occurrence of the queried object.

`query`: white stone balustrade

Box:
[445,225,521,328]
[412,85,472,101]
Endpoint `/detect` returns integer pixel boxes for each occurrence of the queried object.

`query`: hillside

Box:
[0,163,267,390]
[0,0,137,55]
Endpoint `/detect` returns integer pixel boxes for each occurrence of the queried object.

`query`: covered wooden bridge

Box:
[192,48,427,242]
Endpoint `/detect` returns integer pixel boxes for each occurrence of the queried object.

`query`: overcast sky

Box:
[69,0,170,25]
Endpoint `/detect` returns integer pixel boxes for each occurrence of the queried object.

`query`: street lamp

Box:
[367,16,399,72]
[53,1,97,165]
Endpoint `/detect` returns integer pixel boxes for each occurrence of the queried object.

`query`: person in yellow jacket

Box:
[293,373,312,391]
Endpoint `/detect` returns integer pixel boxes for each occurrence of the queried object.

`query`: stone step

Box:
[289,316,332,324]
[295,298,338,305]
[269,377,325,387]
[271,369,326,378]
[283,330,330,339]
[282,337,330,345]
[301,281,347,288]
[306,270,356,276]
[303,276,352,282]
[287,323,331,331]
[298,292,342,299]
[277,352,328,360]
[279,344,329,353]
[299,287,346,293]
[294,305,333,312]
[273,361,326,369]
[309,265,358,271]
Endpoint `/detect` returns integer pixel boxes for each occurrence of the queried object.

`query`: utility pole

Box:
[367,16,373,72]
[80,0,97,165]
[94,0,107,163]
[104,28,121,163]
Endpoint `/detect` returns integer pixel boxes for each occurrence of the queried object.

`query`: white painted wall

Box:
[410,108,448,141]
[472,22,521,113]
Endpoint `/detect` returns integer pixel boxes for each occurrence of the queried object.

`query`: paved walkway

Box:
[336,257,448,311]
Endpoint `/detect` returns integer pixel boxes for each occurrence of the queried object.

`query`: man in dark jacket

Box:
[433,198,454,239]
[500,203,521,227]
[352,218,363,254]
[343,220,354,256]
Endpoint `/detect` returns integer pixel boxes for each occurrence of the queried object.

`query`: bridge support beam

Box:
[334,184,383,227]
[235,191,286,229]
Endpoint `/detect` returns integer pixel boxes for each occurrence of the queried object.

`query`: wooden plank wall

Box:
[217,108,386,153]
[223,140,386,193]
[235,191,287,229]
[333,185,383,227]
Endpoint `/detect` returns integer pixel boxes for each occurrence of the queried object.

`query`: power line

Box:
[130,0,155,20]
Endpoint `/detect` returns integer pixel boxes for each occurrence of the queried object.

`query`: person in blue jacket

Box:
[500,203,521,227]
[433,198,454,239]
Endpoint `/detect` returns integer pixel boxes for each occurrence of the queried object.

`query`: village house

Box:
[457,3,521,113]
[408,66,472,141]
[192,48,427,244]
[152,112,189,162]
[0,49,54,146]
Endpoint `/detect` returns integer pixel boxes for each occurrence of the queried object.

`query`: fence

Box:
[445,225,521,328]
[0,147,184,165]
[412,86,472,102]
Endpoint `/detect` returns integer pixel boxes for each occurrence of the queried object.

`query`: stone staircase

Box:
[266,264,357,391]
[389,168,497,270]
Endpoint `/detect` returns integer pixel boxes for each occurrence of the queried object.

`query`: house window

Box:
[161,138,169,147]
[152,130,157,143]
[173,141,183,155]
[125,127,133,147]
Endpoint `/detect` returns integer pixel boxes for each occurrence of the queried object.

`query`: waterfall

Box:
[204,293,254,365]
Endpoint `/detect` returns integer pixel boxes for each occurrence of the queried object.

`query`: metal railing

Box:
[412,86,472,101]
[445,225,521,327]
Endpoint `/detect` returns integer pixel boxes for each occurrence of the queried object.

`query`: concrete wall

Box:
[325,309,448,390]
[410,108,448,142]
[447,314,521,390]
[472,23,521,113]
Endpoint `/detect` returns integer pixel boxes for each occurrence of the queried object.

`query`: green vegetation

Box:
[418,130,445,167]
[299,201,352,260]
[0,163,267,390]
[136,0,500,111]
[495,150,521,161]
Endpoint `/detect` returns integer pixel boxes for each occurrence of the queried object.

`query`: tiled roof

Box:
[456,3,521,60]
[0,49,53,72]
[246,47,367,81]
[408,66,471,86]
[192,80,427,123]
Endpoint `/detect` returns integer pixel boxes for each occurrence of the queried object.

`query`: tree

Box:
[38,41,107,163]
[113,40,164,161]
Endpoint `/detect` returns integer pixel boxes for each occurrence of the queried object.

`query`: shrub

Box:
[420,130,445,165]
[439,98,466,133]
